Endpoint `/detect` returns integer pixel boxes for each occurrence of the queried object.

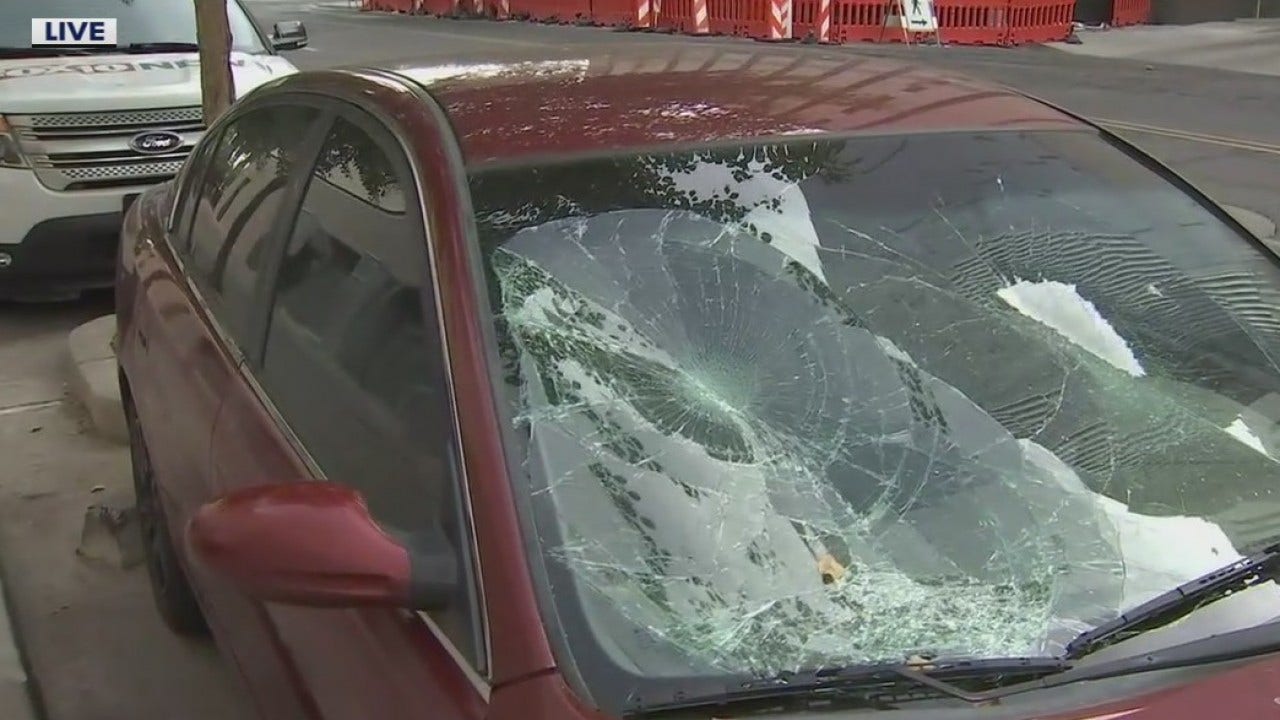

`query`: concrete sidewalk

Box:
[0,568,38,720]
[1053,19,1280,77]
[0,313,122,720]
[66,316,125,446]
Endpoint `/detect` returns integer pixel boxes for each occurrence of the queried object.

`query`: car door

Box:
[131,97,325,521]
[140,95,332,720]
[208,102,491,720]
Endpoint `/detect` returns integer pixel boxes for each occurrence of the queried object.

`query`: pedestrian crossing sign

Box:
[885,0,939,32]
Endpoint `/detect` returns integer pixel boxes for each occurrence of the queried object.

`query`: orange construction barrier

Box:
[826,0,1009,45]
[1005,0,1072,44]
[792,0,819,39]
[653,0,769,37]
[1110,0,1150,26]
[361,0,1087,46]
[655,0,694,30]
[413,0,461,14]
[510,0,591,21]
[765,0,793,37]
[588,0,640,25]
[792,0,835,41]
[935,0,1011,45]
[827,2,890,43]
[591,0,642,25]
[709,0,773,37]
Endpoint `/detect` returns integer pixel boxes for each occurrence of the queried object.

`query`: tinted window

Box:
[168,128,223,247]
[260,115,484,670]
[185,104,321,347]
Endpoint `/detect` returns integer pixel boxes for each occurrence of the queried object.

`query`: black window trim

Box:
[168,93,332,369]
[167,127,219,239]
[230,88,494,693]
[390,67,581,703]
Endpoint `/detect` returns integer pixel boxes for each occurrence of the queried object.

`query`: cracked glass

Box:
[467,130,1280,700]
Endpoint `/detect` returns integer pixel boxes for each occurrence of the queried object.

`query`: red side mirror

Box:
[186,482,455,610]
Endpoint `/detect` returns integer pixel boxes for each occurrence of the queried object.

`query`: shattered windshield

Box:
[467,130,1280,707]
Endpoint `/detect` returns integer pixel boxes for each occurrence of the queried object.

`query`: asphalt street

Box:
[0,4,1278,718]
[249,0,1280,224]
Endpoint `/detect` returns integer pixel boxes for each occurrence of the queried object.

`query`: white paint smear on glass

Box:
[998,279,1145,377]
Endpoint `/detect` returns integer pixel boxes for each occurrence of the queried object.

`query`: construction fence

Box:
[360,0,1152,45]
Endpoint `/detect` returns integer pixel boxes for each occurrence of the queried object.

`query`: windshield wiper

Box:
[0,46,98,58]
[631,609,1280,718]
[626,657,1071,717]
[1064,542,1280,660]
[630,545,1280,717]
[117,42,200,53]
[635,619,1280,717]
[939,617,1280,705]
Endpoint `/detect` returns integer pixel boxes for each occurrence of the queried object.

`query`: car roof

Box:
[380,45,1086,167]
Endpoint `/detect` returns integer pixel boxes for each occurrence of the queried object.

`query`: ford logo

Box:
[128,130,183,155]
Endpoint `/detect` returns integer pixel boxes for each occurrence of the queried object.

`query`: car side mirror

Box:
[270,20,308,51]
[186,482,456,610]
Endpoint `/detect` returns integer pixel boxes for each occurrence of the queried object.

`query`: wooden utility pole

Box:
[193,0,235,125]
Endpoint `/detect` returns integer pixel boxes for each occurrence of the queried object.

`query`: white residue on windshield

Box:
[997,278,1146,377]
[1225,415,1274,459]
[637,102,733,120]
[660,158,828,283]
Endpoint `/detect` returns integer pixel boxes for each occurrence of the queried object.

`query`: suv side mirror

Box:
[186,482,456,610]
[270,20,308,51]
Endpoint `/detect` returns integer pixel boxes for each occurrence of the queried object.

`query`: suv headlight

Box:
[0,116,28,168]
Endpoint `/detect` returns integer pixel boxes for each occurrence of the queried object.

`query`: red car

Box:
[116,46,1280,720]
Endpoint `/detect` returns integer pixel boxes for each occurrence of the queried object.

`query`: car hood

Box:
[0,51,297,114]
[1040,655,1280,720]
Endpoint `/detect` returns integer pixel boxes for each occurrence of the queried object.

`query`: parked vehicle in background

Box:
[0,0,307,300]
[116,46,1280,720]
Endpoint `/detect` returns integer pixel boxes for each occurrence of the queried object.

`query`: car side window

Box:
[183,103,323,349]
[168,127,222,249]
[258,114,486,673]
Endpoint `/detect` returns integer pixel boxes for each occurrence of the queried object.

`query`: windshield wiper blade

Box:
[958,617,1280,704]
[632,612,1280,717]
[0,46,98,57]
[1064,542,1280,660]
[119,42,200,53]
[626,657,1072,717]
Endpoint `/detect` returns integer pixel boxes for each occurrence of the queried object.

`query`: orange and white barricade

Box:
[768,0,792,38]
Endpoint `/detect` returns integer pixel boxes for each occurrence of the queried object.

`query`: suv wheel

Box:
[124,392,210,637]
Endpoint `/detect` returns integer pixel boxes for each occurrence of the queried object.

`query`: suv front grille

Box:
[10,106,205,191]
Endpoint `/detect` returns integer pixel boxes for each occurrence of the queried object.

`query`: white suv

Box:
[0,0,304,300]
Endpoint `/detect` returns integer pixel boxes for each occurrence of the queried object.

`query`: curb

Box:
[0,546,43,720]
[66,315,126,445]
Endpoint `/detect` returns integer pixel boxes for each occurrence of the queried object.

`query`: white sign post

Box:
[881,0,942,45]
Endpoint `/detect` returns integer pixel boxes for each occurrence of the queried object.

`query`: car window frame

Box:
[167,127,221,246]
[169,93,332,364]
[242,93,494,689]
